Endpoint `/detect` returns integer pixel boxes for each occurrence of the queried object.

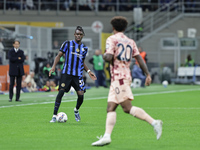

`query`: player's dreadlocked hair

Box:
[75,26,85,36]
[110,16,128,32]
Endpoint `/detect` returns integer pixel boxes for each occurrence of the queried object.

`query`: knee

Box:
[107,105,114,112]
[107,105,117,113]
[123,107,130,114]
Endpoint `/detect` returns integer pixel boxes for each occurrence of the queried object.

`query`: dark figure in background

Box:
[8,40,25,102]
[89,49,107,88]
[185,54,195,67]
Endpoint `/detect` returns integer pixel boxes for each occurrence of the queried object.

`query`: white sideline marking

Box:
[0,88,200,109]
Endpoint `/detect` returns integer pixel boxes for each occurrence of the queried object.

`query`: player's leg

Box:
[104,102,118,137]
[74,90,84,122]
[72,76,86,122]
[92,102,118,146]
[50,89,65,123]
[50,74,72,123]
[120,100,163,140]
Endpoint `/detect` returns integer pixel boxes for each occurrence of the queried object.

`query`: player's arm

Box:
[103,53,114,64]
[83,60,97,80]
[49,51,63,76]
[134,55,151,86]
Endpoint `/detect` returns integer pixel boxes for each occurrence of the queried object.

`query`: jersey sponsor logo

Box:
[71,52,83,58]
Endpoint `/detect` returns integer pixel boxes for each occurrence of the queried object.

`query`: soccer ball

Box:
[56,112,68,123]
[162,80,168,88]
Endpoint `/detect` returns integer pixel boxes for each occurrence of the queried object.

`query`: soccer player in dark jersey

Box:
[49,26,97,122]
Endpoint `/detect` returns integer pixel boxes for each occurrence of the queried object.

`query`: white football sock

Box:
[105,111,116,135]
[151,120,157,127]
[103,133,111,138]
[129,106,154,124]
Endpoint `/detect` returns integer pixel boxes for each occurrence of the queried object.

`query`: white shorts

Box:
[108,79,134,104]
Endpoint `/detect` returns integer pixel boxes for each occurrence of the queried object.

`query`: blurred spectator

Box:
[132,47,147,87]
[25,0,35,10]
[185,0,196,12]
[26,82,35,92]
[21,75,29,93]
[104,0,116,11]
[89,49,107,88]
[43,62,56,79]
[134,24,143,40]
[53,40,60,49]
[185,54,195,67]
[70,0,77,10]
[24,71,38,91]
[50,80,58,91]
[42,80,51,92]
[21,81,29,93]
[99,0,108,10]
[64,0,73,11]
[79,0,94,10]
[142,0,152,12]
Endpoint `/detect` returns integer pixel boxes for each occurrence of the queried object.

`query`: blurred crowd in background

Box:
[0,0,199,12]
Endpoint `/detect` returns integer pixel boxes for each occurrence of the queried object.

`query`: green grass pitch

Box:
[0,84,200,150]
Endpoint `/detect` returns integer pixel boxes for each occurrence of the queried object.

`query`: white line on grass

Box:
[0,88,200,109]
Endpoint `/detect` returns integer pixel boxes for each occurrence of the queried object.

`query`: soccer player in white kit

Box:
[92,16,163,146]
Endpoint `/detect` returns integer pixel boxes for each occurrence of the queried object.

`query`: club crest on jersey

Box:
[82,48,85,51]
[76,48,80,52]
[61,83,65,87]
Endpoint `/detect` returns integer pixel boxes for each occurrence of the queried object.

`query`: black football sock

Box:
[75,95,84,111]
[53,90,64,115]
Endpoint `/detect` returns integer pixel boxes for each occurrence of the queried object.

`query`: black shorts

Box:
[59,74,86,93]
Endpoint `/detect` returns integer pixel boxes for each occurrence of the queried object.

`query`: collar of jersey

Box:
[73,40,82,45]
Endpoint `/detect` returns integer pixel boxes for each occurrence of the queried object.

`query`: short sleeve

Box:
[132,40,140,57]
[82,47,88,59]
[60,41,68,53]
[105,36,115,55]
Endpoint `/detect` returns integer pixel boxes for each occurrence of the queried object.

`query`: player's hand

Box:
[18,57,21,60]
[49,67,55,77]
[145,74,152,86]
[89,71,97,80]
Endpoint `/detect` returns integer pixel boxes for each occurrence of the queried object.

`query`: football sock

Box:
[151,120,157,127]
[103,133,111,138]
[105,111,116,135]
[53,90,64,115]
[54,102,60,115]
[74,107,78,113]
[129,106,154,124]
[53,115,57,118]
[76,95,84,110]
